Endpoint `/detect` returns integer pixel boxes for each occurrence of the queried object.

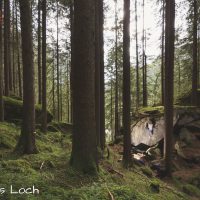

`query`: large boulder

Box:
[131,117,165,146]
[131,106,200,147]
[3,96,53,124]
[175,90,200,106]
[47,122,73,134]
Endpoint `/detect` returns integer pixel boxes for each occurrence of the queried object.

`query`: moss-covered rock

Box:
[48,121,73,134]
[150,180,160,193]
[176,90,200,106]
[3,96,53,124]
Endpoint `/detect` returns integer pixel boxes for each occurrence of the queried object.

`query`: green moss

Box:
[150,180,160,193]
[0,122,19,149]
[188,174,200,188]
[1,159,34,173]
[139,106,164,115]
[3,96,53,124]
[182,184,200,197]
[175,89,200,106]
[0,122,189,200]
[141,167,153,178]
[49,121,73,134]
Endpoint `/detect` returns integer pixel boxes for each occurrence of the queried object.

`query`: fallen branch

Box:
[108,168,124,178]
[40,161,45,170]
[105,184,115,200]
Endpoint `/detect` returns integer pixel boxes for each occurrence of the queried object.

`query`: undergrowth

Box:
[0,122,194,200]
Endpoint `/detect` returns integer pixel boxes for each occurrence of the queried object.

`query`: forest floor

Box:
[0,122,199,200]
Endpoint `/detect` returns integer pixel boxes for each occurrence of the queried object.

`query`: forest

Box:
[0,0,200,199]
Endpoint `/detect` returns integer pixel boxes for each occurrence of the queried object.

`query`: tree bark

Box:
[52,51,56,118]
[110,78,113,140]
[164,0,175,176]
[135,0,139,109]
[12,1,16,94]
[8,0,12,92]
[70,0,98,173]
[60,68,62,121]
[4,0,10,96]
[66,58,70,123]
[38,0,42,104]
[99,0,105,150]
[192,0,198,106]
[161,0,165,105]
[41,0,47,132]
[16,0,37,154]
[123,0,132,166]
[0,0,4,121]
[69,0,74,124]
[95,0,101,146]
[15,0,22,98]
[142,0,147,107]
[56,0,60,121]
[114,0,119,141]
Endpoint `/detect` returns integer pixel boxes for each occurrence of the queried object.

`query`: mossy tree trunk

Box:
[70,0,98,173]
[16,0,37,154]
[123,0,132,166]
[164,0,175,176]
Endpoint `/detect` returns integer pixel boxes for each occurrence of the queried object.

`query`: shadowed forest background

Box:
[0,0,200,199]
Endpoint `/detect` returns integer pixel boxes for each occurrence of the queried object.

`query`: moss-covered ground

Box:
[0,122,197,200]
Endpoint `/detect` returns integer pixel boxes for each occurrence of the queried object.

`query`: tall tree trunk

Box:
[56,0,60,121]
[60,69,63,121]
[70,0,98,173]
[142,0,147,107]
[110,78,113,140]
[99,0,105,150]
[192,0,198,106]
[0,0,4,121]
[66,59,70,123]
[164,0,175,176]
[12,1,16,94]
[70,0,74,124]
[135,0,139,109]
[8,0,12,92]
[144,30,148,106]
[95,0,100,146]
[41,0,47,132]
[178,58,181,95]
[16,0,37,154]
[52,51,56,117]
[123,0,132,166]
[38,0,42,104]
[4,0,10,96]
[15,0,22,98]
[161,0,165,105]
[114,0,119,141]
